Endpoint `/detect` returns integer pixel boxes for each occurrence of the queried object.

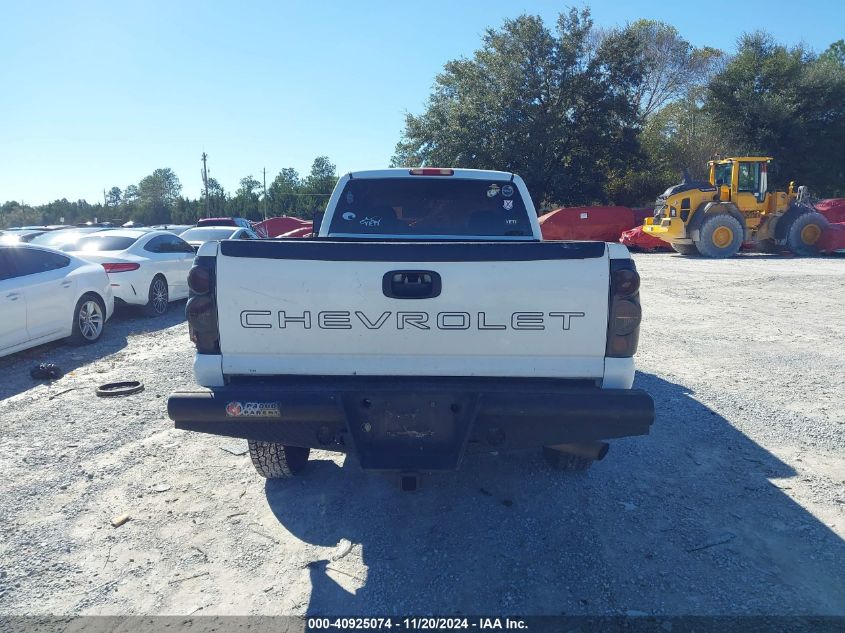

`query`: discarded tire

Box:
[96,381,144,397]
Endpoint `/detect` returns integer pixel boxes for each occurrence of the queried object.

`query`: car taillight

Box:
[187,265,211,294]
[409,168,454,176]
[102,263,140,273]
[186,256,219,354]
[606,259,642,358]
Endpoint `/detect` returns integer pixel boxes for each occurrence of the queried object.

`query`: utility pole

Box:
[263,167,267,220]
[201,152,210,218]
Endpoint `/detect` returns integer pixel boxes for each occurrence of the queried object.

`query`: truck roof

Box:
[346,168,515,181]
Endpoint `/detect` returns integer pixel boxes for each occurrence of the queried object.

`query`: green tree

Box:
[267,167,301,216]
[618,20,723,120]
[706,32,845,195]
[390,8,645,208]
[106,186,122,207]
[231,175,262,220]
[821,39,845,65]
[301,157,337,217]
[135,168,182,224]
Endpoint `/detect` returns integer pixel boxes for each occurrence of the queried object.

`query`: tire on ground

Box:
[671,243,699,256]
[68,293,106,346]
[144,275,169,317]
[248,441,310,479]
[542,446,595,472]
[786,211,829,256]
[695,213,744,258]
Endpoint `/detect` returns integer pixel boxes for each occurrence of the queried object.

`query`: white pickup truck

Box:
[168,168,653,487]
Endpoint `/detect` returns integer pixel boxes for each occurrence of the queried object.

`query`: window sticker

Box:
[503,199,514,211]
[360,217,381,227]
[342,211,357,221]
[486,184,500,198]
[501,184,514,197]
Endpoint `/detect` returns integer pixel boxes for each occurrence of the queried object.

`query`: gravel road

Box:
[0,253,843,616]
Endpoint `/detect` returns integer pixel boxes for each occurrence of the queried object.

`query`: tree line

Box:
[2,8,844,228]
[0,156,339,228]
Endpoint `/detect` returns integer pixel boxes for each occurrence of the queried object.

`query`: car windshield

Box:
[327,177,532,237]
[71,235,139,252]
[180,227,238,241]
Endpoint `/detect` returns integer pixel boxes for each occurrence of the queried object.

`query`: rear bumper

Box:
[168,376,654,471]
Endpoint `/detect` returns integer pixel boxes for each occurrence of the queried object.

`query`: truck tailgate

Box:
[214,240,610,379]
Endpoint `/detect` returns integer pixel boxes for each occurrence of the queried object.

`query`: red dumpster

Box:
[619,225,672,252]
[816,199,845,224]
[254,216,311,238]
[818,222,845,254]
[280,224,314,238]
[539,206,636,241]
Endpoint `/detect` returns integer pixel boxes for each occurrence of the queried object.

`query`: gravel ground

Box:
[0,253,843,616]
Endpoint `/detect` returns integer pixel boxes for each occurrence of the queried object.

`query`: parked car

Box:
[0,228,49,244]
[0,244,114,357]
[148,224,194,235]
[178,226,260,251]
[67,229,194,316]
[29,227,115,251]
[196,217,253,229]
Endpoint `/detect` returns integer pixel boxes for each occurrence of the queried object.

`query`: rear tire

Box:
[542,447,594,471]
[695,214,744,258]
[144,275,169,317]
[671,243,699,256]
[248,441,310,479]
[786,211,828,256]
[68,294,106,345]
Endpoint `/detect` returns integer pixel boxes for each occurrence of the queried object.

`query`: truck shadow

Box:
[264,372,845,615]
[0,301,186,401]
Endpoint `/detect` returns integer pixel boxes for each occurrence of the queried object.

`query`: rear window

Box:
[73,235,139,252]
[327,178,533,237]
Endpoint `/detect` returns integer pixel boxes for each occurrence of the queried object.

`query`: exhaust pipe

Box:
[547,441,609,461]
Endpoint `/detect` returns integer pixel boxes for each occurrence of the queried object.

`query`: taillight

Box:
[409,168,454,176]
[186,256,219,354]
[102,263,140,273]
[187,265,211,294]
[606,259,642,358]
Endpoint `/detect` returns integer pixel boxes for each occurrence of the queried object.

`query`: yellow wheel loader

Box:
[642,157,829,258]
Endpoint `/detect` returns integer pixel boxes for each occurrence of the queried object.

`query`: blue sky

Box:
[1,0,842,205]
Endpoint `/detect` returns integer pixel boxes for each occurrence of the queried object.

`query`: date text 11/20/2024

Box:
[307,617,528,630]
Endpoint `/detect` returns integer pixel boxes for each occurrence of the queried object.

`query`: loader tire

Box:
[542,447,595,471]
[671,243,699,256]
[786,211,828,256]
[248,441,310,479]
[695,214,743,258]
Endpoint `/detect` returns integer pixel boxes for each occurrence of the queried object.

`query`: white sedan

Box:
[0,244,115,358]
[67,229,194,316]
[178,225,260,251]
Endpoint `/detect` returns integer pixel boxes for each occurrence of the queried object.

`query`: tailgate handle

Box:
[383,270,441,299]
